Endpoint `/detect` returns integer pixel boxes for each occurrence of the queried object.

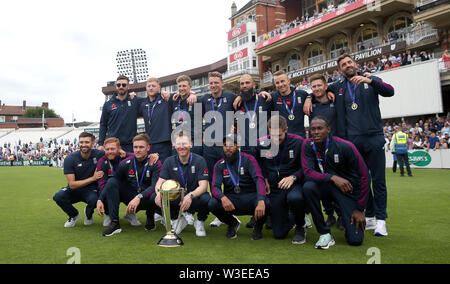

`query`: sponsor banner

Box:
[0,160,48,166]
[228,24,247,41]
[256,0,376,50]
[287,41,407,80]
[385,150,450,169]
[229,48,248,63]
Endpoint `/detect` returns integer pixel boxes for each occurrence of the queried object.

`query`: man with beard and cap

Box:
[209,134,269,240]
[256,115,307,244]
[327,54,394,237]
[53,132,105,228]
[235,74,272,155]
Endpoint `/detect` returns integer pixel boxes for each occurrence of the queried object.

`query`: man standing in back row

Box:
[328,54,394,237]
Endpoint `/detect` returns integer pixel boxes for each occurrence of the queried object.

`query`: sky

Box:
[0,0,250,123]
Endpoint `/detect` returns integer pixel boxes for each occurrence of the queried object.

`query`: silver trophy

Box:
[157,179,185,247]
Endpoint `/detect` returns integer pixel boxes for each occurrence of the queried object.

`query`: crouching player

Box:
[301,116,369,249]
[97,134,162,236]
[53,132,105,228]
[209,134,269,240]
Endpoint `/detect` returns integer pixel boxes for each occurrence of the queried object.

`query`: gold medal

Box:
[351,102,358,111]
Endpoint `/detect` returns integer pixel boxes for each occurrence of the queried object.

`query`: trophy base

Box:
[157,231,184,247]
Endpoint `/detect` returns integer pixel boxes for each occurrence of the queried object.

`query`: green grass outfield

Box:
[0,166,449,264]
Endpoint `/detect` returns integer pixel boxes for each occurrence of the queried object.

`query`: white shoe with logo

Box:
[123,213,141,226]
[194,219,206,237]
[103,215,112,227]
[183,212,195,225]
[64,214,81,228]
[173,215,188,235]
[304,214,312,229]
[84,207,94,226]
[374,220,388,236]
[210,217,224,227]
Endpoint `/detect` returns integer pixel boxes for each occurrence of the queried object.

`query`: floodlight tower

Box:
[116,48,149,84]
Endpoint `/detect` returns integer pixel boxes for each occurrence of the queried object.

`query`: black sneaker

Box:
[251,221,264,240]
[337,216,345,231]
[292,226,306,244]
[326,214,337,227]
[145,215,156,231]
[102,220,122,237]
[246,216,255,228]
[226,217,241,239]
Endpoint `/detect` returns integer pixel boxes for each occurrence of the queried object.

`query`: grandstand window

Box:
[330,37,349,59]
[357,27,378,49]
[229,62,239,72]
[388,16,413,33]
[287,53,301,72]
[0,116,5,123]
[243,59,250,70]
[307,46,324,66]
[239,35,249,46]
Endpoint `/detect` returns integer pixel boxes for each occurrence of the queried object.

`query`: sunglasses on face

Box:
[116,83,127,88]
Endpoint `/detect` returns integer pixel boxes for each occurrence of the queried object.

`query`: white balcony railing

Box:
[223,68,260,80]
[404,27,439,46]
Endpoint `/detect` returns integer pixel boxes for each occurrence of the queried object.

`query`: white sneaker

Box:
[103,215,112,227]
[366,217,377,230]
[154,213,164,223]
[64,213,81,228]
[183,212,195,225]
[315,233,335,250]
[173,215,188,235]
[374,220,388,236]
[123,213,142,226]
[210,217,224,227]
[194,219,206,237]
[84,207,94,226]
[304,214,312,229]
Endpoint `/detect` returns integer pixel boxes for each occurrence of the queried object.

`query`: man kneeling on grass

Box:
[53,132,105,228]
[301,116,369,249]
[97,134,162,236]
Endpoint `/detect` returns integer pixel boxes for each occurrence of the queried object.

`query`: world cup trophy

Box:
[157,179,185,247]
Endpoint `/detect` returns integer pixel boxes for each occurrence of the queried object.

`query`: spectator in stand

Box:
[433,117,445,131]
[390,31,399,42]
[442,49,450,69]
[420,51,430,61]
[427,131,440,151]
[412,135,425,150]
[388,53,397,63]
[391,60,400,69]
[383,61,392,70]
[441,136,449,149]
[441,121,450,135]
[423,124,432,136]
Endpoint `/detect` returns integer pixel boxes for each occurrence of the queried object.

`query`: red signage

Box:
[256,0,376,50]
[229,48,248,63]
[228,24,247,41]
